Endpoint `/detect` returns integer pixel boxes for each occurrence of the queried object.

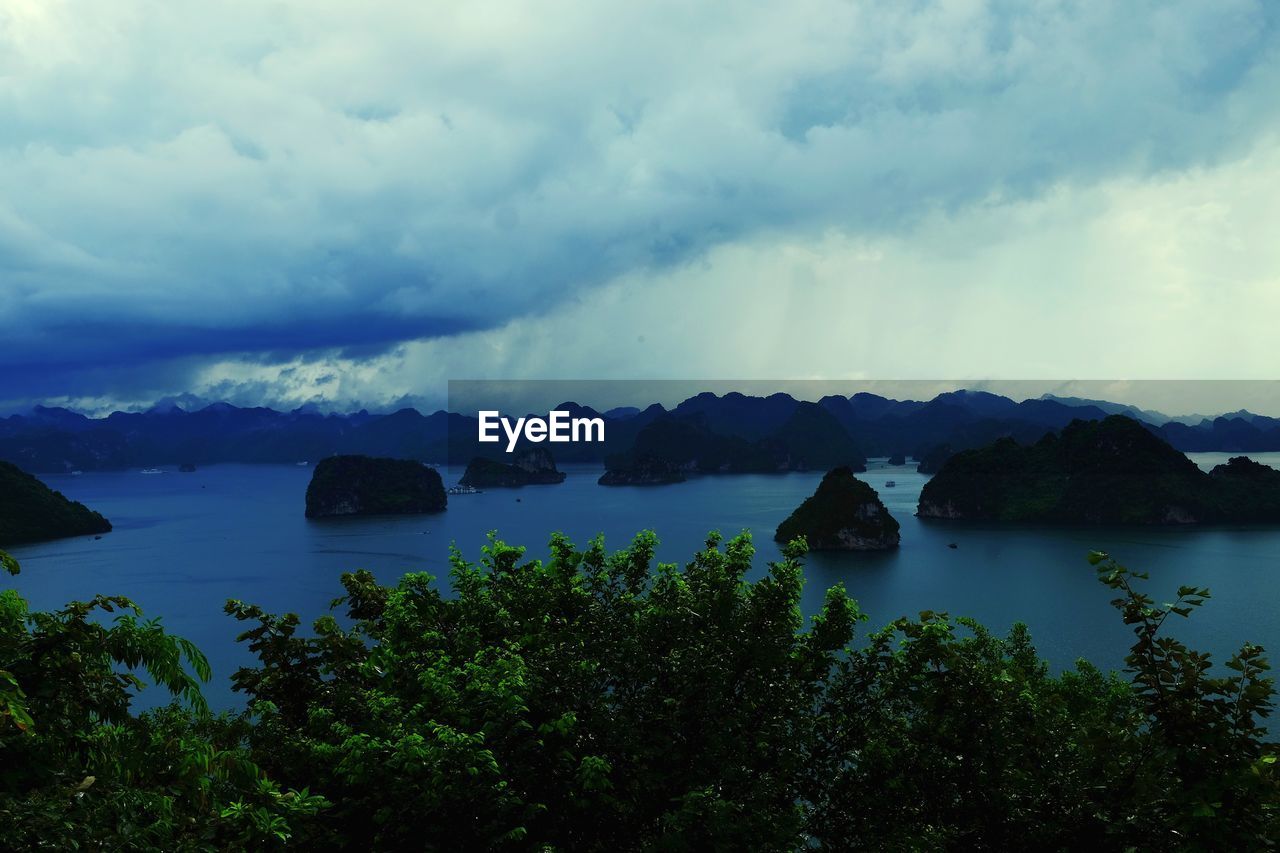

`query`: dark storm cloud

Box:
[1,0,1278,404]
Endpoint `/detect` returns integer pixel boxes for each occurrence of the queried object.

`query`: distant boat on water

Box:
[884,480,897,488]
[140,468,164,474]
[448,484,482,495]
[297,461,308,466]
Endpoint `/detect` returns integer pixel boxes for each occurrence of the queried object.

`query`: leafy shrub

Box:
[226,531,858,850]
[4,533,1278,850]
[0,549,328,850]
[226,533,1279,850]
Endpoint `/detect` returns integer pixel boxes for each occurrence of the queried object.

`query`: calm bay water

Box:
[7,454,1280,710]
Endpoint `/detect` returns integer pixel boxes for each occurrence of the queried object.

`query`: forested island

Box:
[1209,455,1280,519]
[304,455,446,518]
[914,443,955,474]
[459,447,566,488]
[600,402,866,482]
[775,467,900,550]
[597,454,686,486]
[918,415,1280,524]
[0,461,111,546]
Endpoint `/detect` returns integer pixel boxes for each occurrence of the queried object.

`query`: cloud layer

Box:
[2,0,1278,407]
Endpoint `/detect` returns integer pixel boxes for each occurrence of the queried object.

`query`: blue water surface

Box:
[7,454,1280,710]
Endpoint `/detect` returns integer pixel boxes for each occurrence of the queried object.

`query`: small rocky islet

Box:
[775,466,900,551]
[305,455,446,519]
[460,447,567,488]
[598,455,687,486]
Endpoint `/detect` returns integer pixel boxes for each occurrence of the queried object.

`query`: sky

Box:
[2,0,1279,416]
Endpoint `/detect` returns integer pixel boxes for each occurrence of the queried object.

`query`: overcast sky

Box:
[3,0,1279,415]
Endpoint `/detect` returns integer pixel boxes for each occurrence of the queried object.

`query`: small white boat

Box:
[448,484,482,495]
[140,468,164,474]
[71,470,83,476]
[296,461,309,466]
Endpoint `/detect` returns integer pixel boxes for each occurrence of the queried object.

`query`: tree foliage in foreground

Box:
[810,553,1278,849]
[3,534,1280,850]
[0,549,327,850]
[227,530,858,850]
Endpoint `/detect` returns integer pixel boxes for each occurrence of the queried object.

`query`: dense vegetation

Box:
[766,402,868,470]
[0,550,327,848]
[3,530,1278,849]
[1210,456,1280,520]
[919,415,1280,524]
[459,448,567,488]
[915,442,955,474]
[304,455,446,519]
[603,403,866,481]
[597,454,686,486]
[775,467,900,550]
[0,460,112,547]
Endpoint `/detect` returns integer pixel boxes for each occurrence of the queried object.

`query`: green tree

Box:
[5,533,1278,850]
[228,534,1280,850]
[1088,551,1278,846]
[806,553,1279,850]
[227,531,860,850]
[0,548,327,850]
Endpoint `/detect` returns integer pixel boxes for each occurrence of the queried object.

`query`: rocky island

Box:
[915,444,954,474]
[305,455,446,519]
[598,455,687,486]
[0,460,112,546]
[918,416,1280,525]
[775,467,900,550]
[599,403,866,485]
[1207,455,1280,521]
[459,447,567,488]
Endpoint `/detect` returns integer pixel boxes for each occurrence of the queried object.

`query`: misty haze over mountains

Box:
[3,389,1280,475]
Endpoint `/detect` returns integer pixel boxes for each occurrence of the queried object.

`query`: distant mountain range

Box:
[3,390,1280,474]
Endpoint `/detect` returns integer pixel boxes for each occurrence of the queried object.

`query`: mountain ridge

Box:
[5,391,1280,474]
